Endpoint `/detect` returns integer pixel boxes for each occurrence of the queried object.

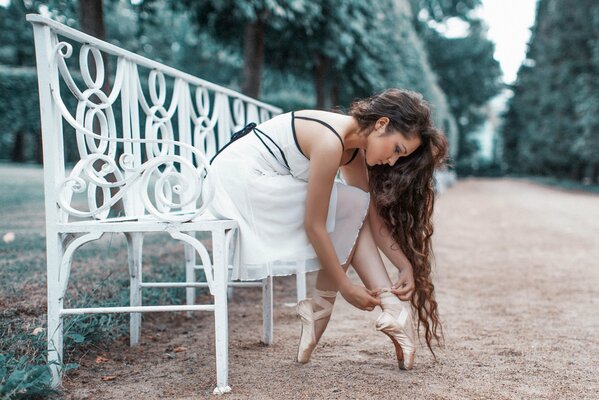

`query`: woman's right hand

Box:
[339,282,381,311]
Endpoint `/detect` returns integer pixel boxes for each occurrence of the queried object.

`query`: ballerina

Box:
[208,88,447,369]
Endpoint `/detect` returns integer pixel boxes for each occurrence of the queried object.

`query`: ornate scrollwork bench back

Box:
[28,14,280,224]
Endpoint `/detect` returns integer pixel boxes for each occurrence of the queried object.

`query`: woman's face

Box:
[364,118,422,167]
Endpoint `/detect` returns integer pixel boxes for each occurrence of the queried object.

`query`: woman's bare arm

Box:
[304,140,380,309]
[340,151,414,298]
[340,150,412,271]
[368,197,415,299]
[368,202,412,271]
[304,139,349,287]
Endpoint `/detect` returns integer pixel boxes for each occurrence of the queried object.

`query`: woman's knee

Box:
[336,184,370,219]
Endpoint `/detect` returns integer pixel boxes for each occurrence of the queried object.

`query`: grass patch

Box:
[0,355,60,400]
[0,164,211,399]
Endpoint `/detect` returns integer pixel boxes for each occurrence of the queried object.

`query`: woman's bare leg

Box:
[311,211,393,342]
[347,216,393,290]
[303,195,410,367]
[310,246,353,343]
[350,211,414,369]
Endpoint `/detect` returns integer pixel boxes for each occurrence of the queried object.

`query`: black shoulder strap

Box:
[294,114,345,151]
[210,122,256,165]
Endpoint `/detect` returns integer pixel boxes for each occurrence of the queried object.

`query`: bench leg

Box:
[296,271,307,302]
[226,281,234,301]
[126,233,144,347]
[184,232,197,316]
[262,276,273,345]
[212,229,231,394]
[225,228,238,301]
[47,232,64,387]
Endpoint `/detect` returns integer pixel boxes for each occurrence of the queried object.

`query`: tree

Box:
[502,0,599,181]
[0,0,40,162]
[412,0,503,163]
[422,20,503,160]
[176,0,321,98]
[0,0,39,67]
[265,0,391,108]
[76,0,112,95]
[410,0,481,23]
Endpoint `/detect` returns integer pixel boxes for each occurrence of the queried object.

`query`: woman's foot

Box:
[296,298,316,363]
[296,289,336,363]
[376,292,416,370]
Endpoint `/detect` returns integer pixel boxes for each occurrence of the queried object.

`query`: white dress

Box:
[206,111,370,281]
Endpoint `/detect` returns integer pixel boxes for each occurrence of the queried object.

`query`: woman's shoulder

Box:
[293,110,351,135]
[294,109,346,118]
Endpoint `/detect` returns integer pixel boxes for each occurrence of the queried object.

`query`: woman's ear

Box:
[375,117,390,133]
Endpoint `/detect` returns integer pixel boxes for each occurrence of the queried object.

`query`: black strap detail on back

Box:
[210,122,256,165]
[343,148,360,166]
[253,127,290,170]
[210,122,290,171]
[294,114,345,152]
[290,112,307,158]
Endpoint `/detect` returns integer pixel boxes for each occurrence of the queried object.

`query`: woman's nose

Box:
[388,154,400,166]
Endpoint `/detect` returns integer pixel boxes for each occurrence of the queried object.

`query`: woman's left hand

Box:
[390,266,415,301]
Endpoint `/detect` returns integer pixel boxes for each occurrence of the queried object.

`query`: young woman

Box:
[207,88,447,369]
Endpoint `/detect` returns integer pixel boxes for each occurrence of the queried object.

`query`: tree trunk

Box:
[78,0,122,215]
[314,54,329,109]
[591,163,599,184]
[330,79,339,110]
[241,20,265,98]
[570,161,584,182]
[78,0,110,94]
[11,130,25,163]
[35,130,43,164]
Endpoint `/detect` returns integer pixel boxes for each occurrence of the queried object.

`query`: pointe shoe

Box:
[375,303,416,370]
[296,289,336,363]
[296,299,316,363]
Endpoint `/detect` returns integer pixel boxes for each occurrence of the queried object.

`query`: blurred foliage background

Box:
[0,0,597,183]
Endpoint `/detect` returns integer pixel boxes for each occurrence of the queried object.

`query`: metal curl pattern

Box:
[49,37,278,223]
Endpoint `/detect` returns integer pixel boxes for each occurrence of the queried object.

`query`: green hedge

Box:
[0,65,117,164]
[0,66,41,162]
[0,64,177,164]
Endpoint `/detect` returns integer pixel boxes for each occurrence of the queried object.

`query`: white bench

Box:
[26,14,305,395]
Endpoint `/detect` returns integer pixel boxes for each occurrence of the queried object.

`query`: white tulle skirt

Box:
[205,132,370,281]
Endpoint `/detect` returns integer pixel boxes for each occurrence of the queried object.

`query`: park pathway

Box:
[64,178,599,399]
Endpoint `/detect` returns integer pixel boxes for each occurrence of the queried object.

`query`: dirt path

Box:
[62,178,599,399]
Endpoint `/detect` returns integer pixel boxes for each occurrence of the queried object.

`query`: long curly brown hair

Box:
[350,88,448,357]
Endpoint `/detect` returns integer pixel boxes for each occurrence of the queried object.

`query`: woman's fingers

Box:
[391,291,409,301]
[391,287,413,296]
[360,288,380,309]
[366,291,381,307]
[389,274,415,301]
[391,285,412,295]
[390,287,414,300]
[370,295,381,307]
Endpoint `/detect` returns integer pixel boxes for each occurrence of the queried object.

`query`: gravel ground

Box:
[61,178,599,399]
